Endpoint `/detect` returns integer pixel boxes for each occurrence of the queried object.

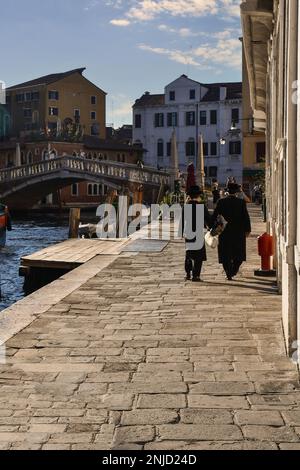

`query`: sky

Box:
[0,0,242,128]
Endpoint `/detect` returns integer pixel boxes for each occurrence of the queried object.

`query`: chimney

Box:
[220,86,227,101]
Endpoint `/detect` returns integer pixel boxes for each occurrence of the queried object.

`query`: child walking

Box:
[184,186,211,282]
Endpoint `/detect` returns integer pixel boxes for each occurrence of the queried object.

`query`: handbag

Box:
[205,231,219,249]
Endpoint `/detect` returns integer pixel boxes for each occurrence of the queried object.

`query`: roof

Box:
[7,68,106,94]
[202,82,242,102]
[133,94,165,108]
[83,135,141,152]
[133,81,242,107]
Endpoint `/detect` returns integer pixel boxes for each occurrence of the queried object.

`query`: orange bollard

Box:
[255,233,276,277]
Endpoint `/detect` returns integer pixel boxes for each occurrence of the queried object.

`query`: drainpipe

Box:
[285,0,298,352]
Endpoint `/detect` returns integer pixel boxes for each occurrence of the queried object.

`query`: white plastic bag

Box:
[205,231,219,249]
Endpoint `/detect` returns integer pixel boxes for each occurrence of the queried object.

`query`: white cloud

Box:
[139,44,202,67]
[193,37,242,68]
[110,0,241,25]
[110,18,131,26]
[139,31,242,71]
[127,0,218,21]
[158,24,200,37]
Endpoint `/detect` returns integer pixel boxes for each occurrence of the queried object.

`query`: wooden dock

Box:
[19,218,179,294]
[20,238,130,271]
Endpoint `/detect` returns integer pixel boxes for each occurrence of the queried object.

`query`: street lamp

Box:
[220,118,254,145]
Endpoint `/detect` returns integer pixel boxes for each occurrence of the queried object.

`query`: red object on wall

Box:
[258,232,274,271]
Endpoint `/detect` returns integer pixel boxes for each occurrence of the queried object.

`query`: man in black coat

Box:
[213,183,251,280]
[183,186,211,282]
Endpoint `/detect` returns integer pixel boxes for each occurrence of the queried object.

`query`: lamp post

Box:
[219,118,254,145]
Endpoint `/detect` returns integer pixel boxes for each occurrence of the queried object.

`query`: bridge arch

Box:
[0,155,169,209]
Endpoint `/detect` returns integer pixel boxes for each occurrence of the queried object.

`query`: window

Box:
[88,184,93,196]
[32,110,39,125]
[48,91,59,100]
[169,91,175,101]
[27,151,33,164]
[25,92,32,102]
[232,108,240,123]
[186,111,195,126]
[135,114,142,128]
[229,141,241,155]
[31,92,40,101]
[186,139,195,157]
[91,124,99,135]
[91,111,96,120]
[71,184,79,197]
[48,122,57,130]
[91,96,97,105]
[154,113,164,128]
[74,109,80,118]
[16,93,24,102]
[203,143,209,156]
[209,166,218,178]
[200,111,207,126]
[93,184,99,196]
[167,112,178,127]
[210,142,217,156]
[256,142,266,163]
[167,142,171,157]
[157,139,164,157]
[49,107,58,116]
[190,89,196,100]
[210,110,217,125]
[24,108,32,118]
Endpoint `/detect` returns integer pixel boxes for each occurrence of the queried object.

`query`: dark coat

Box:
[213,196,251,264]
[183,200,211,262]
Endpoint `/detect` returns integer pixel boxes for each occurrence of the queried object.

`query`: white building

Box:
[132,75,243,185]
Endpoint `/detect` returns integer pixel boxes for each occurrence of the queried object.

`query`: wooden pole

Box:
[68,208,81,238]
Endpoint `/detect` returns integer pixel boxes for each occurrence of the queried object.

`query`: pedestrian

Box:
[0,203,12,248]
[236,184,251,203]
[213,183,251,280]
[212,183,221,208]
[183,185,211,282]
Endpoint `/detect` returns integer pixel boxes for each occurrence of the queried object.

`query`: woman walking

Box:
[213,183,251,280]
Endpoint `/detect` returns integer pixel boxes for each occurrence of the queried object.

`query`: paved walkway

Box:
[0,206,300,450]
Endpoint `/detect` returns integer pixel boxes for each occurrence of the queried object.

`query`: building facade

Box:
[5,68,106,139]
[241,0,300,353]
[133,75,243,185]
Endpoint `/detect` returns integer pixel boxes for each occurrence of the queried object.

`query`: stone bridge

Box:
[0,155,170,209]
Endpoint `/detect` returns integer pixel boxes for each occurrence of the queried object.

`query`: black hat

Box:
[188,185,202,198]
[228,183,240,194]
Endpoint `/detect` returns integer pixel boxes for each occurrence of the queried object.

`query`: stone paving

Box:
[0,206,300,450]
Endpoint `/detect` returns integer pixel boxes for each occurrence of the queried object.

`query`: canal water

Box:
[0,215,69,312]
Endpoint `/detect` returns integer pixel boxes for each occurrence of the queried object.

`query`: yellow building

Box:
[6,68,106,139]
[242,46,266,194]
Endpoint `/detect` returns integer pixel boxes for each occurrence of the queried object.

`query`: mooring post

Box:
[68,208,81,239]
